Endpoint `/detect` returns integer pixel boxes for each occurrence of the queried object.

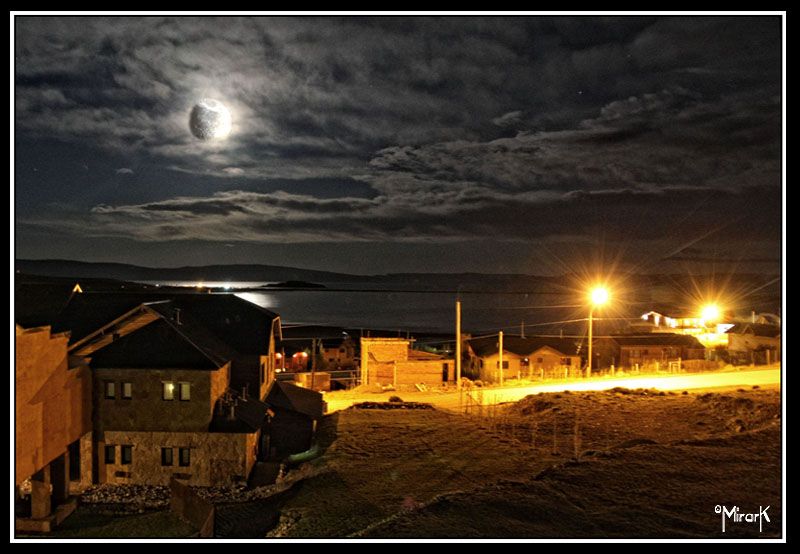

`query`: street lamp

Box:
[700,304,720,324]
[587,286,609,378]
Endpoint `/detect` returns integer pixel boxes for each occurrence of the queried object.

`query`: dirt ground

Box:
[270,385,782,538]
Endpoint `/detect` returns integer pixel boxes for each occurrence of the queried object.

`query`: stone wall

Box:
[15,326,92,484]
[361,338,453,386]
[99,430,255,487]
[728,334,781,356]
[93,364,230,433]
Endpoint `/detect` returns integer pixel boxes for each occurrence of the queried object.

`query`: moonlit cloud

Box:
[14,15,782,272]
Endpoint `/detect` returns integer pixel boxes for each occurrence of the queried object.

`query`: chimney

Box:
[242,385,248,400]
[228,404,236,421]
[173,308,182,325]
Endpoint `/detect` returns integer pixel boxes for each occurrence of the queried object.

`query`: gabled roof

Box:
[84,300,242,370]
[609,334,705,348]
[726,323,781,338]
[14,282,76,328]
[32,291,279,349]
[52,293,159,345]
[467,335,580,358]
[167,294,280,355]
[266,381,324,419]
[88,318,226,369]
[147,301,240,365]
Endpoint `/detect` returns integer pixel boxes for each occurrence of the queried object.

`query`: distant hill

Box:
[14,259,780,310]
[14,259,561,290]
[15,259,364,284]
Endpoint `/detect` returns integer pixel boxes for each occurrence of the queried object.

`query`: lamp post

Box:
[587,287,609,378]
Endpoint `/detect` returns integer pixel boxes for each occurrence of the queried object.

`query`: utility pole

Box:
[311,338,317,390]
[587,309,593,379]
[456,300,462,390]
[499,331,504,386]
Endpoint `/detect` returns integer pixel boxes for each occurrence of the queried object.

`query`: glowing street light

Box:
[701,304,720,323]
[587,286,609,378]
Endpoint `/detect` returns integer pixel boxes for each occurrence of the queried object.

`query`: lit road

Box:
[324,367,781,413]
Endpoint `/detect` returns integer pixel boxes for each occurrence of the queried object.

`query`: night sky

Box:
[14,16,783,275]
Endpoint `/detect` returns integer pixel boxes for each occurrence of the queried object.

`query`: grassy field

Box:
[270,386,781,538]
[35,509,195,539]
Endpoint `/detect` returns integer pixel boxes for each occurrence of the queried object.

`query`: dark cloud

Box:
[14,15,783,273]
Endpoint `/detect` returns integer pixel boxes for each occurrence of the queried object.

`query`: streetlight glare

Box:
[591,287,609,306]
[587,285,611,379]
[701,304,720,322]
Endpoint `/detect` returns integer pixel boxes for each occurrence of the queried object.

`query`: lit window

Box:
[104,381,116,399]
[122,382,132,399]
[162,382,175,401]
[179,382,191,401]
[161,447,173,466]
[179,448,191,467]
[121,445,132,465]
[104,445,115,464]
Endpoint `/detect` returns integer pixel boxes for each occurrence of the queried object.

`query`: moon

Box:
[189,99,232,140]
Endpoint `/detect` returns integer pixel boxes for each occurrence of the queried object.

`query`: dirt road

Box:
[324,366,781,413]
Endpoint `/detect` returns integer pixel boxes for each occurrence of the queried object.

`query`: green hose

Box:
[286,442,321,463]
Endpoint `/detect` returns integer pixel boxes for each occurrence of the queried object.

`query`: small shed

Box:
[265,381,324,460]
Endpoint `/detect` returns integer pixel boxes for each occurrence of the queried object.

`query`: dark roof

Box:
[321,337,352,349]
[280,325,348,339]
[146,301,239,365]
[88,318,225,369]
[467,335,581,358]
[51,293,157,344]
[167,294,279,355]
[608,334,705,348]
[266,381,324,419]
[210,392,269,433]
[88,300,241,370]
[28,291,279,349]
[726,323,781,338]
[14,282,76,328]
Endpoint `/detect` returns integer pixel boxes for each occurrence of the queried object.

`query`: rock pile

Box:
[351,401,434,410]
